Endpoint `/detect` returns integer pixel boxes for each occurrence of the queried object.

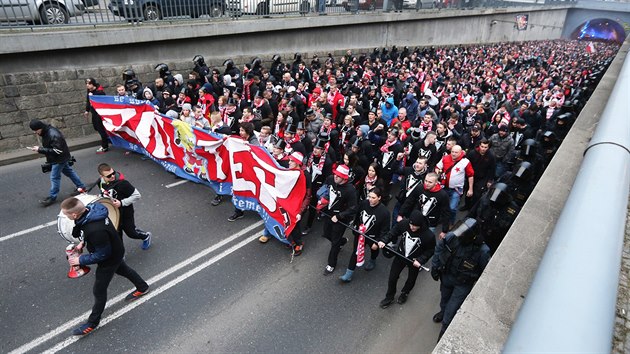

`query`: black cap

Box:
[499,125,509,132]
[285,124,297,135]
[409,210,428,229]
[274,139,287,150]
[29,119,46,131]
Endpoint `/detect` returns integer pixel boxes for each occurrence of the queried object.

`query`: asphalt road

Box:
[0,145,441,353]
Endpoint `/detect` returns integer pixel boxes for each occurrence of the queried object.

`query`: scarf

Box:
[420,120,433,132]
[220,105,236,124]
[364,174,377,186]
[356,224,367,267]
[380,138,397,153]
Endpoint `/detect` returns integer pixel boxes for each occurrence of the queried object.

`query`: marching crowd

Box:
[69,39,619,339]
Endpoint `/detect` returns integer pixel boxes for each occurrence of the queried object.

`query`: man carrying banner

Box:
[319,164,358,275]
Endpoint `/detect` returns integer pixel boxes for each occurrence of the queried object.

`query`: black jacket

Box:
[380,220,435,263]
[324,175,358,223]
[38,124,71,164]
[400,184,450,232]
[353,200,390,240]
[74,203,124,267]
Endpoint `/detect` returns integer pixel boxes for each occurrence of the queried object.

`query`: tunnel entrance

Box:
[570,18,626,43]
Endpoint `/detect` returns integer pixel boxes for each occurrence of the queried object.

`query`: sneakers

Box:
[379,298,394,309]
[141,232,152,250]
[227,211,244,222]
[39,197,56,207]
[323,265,335,275]
[397,292,409,305]
[211,195,222,206]
[293,244,303,256]
[301,227,311,236]
[96,147,109,154]
[433,311,444,323]
[259,235,270,243]
[339,269,354,283]
[72,322,97,336]
[125,287,150,301]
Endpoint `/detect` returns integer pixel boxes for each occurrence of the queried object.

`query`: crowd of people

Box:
[79,39,618,340]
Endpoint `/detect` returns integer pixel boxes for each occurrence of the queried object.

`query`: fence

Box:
[0,0,564,27]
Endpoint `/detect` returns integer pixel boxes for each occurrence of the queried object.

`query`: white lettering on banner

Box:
[197,138,228,180]
[227,139,301,213]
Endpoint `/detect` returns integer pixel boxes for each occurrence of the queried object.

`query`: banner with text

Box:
[90,95,305,242]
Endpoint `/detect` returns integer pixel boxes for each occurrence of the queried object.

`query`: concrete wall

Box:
[433,35,630,354]
[0,7,567,154]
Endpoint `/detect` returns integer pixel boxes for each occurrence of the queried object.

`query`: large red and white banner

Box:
[90,95,306,242]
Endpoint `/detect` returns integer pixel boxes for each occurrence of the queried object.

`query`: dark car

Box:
[109,0,239,21]
[342,0,383,11]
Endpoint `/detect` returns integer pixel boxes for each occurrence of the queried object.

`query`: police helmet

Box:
[251,57,262,68]
[520,139,537,159]
[488,183,510,206]
[154,63,170,76]
[223,59,234,68]
[272,54,281,63]
[122,69,136,82]
[193,55,205,66]
[513,161,533,182]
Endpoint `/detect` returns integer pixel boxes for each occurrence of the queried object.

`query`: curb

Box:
[0,135,102,167]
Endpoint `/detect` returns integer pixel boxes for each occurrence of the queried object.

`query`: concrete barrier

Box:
[433,35,630,353]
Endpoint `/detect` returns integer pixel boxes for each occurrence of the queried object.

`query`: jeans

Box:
[495,161,508,179]
[318,0,326,12]
[391,201,402,227]
[444,187,462,225]
[49,161,84,200]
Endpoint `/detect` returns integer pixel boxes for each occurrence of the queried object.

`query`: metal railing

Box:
[503,38,630,353]
[0,0,566,28]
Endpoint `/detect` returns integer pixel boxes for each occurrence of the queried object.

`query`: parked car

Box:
[239,0,315,15]
[342,0,382,11]
[108,0,235,21]
[403,0,434,8]
[0,0,86,24]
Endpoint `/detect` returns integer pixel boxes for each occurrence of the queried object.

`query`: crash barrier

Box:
[434,36,630,353]
[0,0,561,27]
[503,36,630,353]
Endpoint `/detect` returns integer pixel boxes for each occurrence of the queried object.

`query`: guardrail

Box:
[503,38,630,352]
[0,0,565,27]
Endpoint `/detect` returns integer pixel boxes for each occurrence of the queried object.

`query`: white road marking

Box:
[165,180,189,188]
[0,220,57,243]
[8,220,264,354]
[43,232,261,354]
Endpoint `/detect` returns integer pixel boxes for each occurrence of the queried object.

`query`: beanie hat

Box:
[182,103,192,111]
[29,119,46,131]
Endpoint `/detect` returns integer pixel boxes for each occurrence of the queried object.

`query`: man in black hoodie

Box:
[62,197,149,336]
[84,78,109,154]
[378,210,436,308]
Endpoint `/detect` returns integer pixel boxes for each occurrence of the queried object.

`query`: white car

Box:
[240,0,316,15]
[0,0,86,24]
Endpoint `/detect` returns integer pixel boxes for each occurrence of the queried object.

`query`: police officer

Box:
[378,210,435,308]
[431,218,490,340]
[468,183,520,254]
[28,119,86,207]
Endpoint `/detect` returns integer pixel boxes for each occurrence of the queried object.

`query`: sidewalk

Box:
[0,135,100,167]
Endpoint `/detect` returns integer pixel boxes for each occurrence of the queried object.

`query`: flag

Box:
[586,42,596,54]
[90,95,306,243]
